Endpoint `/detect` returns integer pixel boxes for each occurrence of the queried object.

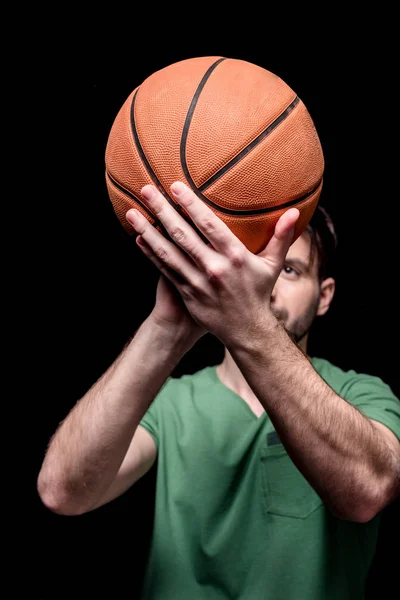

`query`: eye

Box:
[282,265,299,276]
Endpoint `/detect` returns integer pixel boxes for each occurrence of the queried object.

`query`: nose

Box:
[270,280,278,305]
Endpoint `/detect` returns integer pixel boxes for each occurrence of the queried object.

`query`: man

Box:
[37,182,400,599]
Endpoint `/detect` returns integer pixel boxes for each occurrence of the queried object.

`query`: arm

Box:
[123,181,400,523]
[229,317,400,522]
[89,424,157,511]
[37,315,194,516]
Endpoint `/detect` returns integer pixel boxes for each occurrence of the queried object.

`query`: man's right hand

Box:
[152,274,206,345]
[136,235,206,347]
[37,276,198,516]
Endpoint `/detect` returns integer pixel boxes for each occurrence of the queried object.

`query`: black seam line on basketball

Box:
[106,171,210,245]
[129,88,210,244]
[130,88,184,217]
[179,78,306,213]
[199,95,301,193]
[108,169,322,222]
[107,172,172,239]
[180,56,227,182]
[106,172,162,224]
[197,179,321,216]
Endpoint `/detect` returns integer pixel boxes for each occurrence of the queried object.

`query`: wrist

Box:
[224,310,281,355]
[146,313,200,351]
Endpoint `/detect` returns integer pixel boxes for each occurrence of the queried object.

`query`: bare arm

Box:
[37,315,194,516]
[229,317,400,522]
[88,424,158,511]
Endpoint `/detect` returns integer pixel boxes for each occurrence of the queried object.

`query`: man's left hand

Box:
[126,182,299,347]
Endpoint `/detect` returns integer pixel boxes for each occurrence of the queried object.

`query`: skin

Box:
[37,180,399,521]
[126,181,400,522]
[216,230,335,416]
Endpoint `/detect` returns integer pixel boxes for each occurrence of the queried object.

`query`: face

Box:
[270,230,334,349]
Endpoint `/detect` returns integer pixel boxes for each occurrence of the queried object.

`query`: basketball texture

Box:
[105,56,324,254]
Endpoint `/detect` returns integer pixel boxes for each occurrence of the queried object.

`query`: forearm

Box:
[38,315,192,512]
[228,317,397,522]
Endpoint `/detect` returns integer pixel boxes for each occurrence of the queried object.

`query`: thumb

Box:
[258,208,300,265]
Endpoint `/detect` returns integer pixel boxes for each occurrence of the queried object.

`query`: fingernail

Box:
[141,185,156,201]
[126,209,138,224]
[171,182,185,196]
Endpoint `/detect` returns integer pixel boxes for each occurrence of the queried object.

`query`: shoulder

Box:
[311,356,397,399]
[150,364,218,409]
[161,364,217,391]
[139,365,218,442]
[312,356,400,441]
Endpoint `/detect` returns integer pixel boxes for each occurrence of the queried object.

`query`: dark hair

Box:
[306,205,337,282]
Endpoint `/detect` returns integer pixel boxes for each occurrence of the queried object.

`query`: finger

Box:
[170,181,246,256]
[139,184,215,271]
[259,208,300,265]
[136,235,187,289]
[127,209,200,285]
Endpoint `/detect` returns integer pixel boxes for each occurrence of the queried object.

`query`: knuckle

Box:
[202,218,216,237]
[191,276,204,293]
[228,247,245,268]
[206,263,225,283]
[170,226,186,244]
[188,245,201,263]
[154,246,169,262]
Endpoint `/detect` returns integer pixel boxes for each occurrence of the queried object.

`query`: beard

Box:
[272,293,320,344]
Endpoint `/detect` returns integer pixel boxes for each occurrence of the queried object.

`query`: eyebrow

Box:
[285,258,311,273]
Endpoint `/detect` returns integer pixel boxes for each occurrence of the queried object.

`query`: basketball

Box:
[105,56,324,254]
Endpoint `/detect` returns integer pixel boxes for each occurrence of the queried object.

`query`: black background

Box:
[21,18,399,599]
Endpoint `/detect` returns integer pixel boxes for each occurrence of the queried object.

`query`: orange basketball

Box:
[105,56,324,254]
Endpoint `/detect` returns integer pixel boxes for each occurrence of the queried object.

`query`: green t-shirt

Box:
[139,356,400,599]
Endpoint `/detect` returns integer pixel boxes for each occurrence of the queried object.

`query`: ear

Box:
[317,277,336,316]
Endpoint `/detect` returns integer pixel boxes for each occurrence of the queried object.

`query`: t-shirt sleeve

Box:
[343,374,400,441]
[139,376,173,448]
